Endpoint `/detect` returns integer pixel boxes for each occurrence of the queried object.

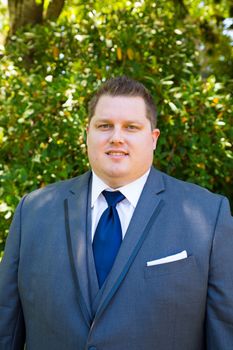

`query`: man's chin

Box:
[103,170,131,188]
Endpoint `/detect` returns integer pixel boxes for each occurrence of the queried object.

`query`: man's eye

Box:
[98,124,111,129]
[127,125,138,130]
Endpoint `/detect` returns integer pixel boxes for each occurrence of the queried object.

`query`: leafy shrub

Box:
[0,2,232,255]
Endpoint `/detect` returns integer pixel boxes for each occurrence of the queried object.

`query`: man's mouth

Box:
[106,151,129,157]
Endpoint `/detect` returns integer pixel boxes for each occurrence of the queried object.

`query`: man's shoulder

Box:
[153,168,224,204]
[23,171,91,203]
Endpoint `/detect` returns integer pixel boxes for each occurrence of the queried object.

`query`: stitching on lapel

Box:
[95,199,165,322]
[64,199,92,327]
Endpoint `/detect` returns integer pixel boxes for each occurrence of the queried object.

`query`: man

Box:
[0,76,233,350]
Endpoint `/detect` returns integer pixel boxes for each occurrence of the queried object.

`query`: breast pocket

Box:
[143,256,204,305]
[144,255,196,279]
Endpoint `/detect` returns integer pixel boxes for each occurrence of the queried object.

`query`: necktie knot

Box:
[102,190,125,207]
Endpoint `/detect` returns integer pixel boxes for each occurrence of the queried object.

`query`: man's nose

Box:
[109,127,124,143]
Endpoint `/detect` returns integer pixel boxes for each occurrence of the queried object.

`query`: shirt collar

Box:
[91,169,150,208]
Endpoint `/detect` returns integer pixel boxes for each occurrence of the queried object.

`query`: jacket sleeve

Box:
[0,196,26,350]
[206,197,233,349]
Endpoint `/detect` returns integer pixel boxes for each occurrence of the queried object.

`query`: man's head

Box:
[86,76,160,188]
[88,76,157,129]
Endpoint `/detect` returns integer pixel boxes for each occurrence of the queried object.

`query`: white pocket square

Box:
[147,250,188,267]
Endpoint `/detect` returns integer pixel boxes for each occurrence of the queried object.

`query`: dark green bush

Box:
[0,2,232,256]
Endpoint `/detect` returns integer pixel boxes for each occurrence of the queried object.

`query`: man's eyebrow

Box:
[94,118,144,124]
[125,120,143,124]
[94,118,112,122]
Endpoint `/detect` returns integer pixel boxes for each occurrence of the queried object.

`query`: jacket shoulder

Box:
[23,171,91,204]
[158,170,225,204]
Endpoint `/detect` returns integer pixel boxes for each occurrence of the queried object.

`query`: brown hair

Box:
[88,76,157,128]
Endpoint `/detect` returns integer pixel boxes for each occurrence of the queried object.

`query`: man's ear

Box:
[84,125,89,145]
[152,128,160,150]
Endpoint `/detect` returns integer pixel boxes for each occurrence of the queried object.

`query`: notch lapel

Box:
[95,167,165,321]
[64,171,92,327]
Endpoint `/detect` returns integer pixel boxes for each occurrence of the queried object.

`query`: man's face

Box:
[86,95,160,188]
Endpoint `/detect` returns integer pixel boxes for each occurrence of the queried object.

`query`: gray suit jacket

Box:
[1,167,233,349]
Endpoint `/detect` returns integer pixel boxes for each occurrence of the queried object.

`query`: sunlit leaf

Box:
[116,47,122,60]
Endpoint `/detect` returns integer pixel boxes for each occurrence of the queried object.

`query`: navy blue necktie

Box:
[93,190,125,288]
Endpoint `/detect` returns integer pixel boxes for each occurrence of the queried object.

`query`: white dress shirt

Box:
[91,170,150,241]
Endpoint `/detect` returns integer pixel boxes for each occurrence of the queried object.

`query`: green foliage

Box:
[156,75,233,195]
[0,0,232,256]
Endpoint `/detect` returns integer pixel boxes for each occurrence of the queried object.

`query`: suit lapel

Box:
[64,171,92,327]
[95,167,165,321]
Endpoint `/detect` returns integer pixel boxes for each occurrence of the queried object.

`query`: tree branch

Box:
[45,0,65,22]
